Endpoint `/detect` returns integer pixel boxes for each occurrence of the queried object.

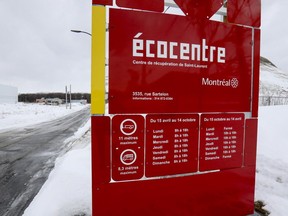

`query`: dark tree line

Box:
[18,93,91,103]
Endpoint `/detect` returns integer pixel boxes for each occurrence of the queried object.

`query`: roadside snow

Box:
[64,118,91,146]
[23,121,92,216]
[0,103,88,131]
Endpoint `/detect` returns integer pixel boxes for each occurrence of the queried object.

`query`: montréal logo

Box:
[132,33,226,63]
[231,78,239,88]
[202,78,239,88]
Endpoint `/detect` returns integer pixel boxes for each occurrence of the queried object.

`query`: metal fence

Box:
[259,96,288,106]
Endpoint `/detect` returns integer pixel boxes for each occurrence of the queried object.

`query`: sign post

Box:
[91,0,261,215]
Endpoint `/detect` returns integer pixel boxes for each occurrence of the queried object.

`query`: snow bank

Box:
[23,123,92,216]
[256,155,288,216]
[257,105,288,163]
[64,118,91,146]
[256,105,288,216]
[0,103,88,131]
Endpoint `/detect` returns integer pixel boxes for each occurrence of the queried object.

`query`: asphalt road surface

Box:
[0,107,90,216]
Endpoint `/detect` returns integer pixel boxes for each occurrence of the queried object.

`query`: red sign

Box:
[174,0,223,21]
[199,113,245,171]
[92,1,260,215]
[91,116,111,185]
[92,0,112,5]
[116,0,164,12]
[112,115,144,181]
[109,9,252,114]
[228,0,261,27]
[146,114,199,177]
[92,115,258,216]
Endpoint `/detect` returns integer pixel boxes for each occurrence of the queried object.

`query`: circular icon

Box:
[231,78,239,88]
[120,149,137,165]
[120,119,137,135]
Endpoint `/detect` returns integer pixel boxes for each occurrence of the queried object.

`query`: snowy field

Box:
[0,103,88,131]
[1,103,287,215]
[256,105,288,215]
[260,62,288,96]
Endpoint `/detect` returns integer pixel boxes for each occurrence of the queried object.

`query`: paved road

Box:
[0,107,90,216]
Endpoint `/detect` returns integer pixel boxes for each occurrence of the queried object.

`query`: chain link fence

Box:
[259,96,288,106]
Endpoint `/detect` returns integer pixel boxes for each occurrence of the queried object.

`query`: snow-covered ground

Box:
[23,120,92,216]
[0,103,91,215]
[0,103,88,131]
[260,60,288,96]
[256,105,288,216]
[0,102,284,216]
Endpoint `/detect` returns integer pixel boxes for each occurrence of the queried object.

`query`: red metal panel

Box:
[112,115,145,181]
[109,9,253,114]
[252,29,261,117]
[244,119,258,166]
[93,166,256,215]
[145,114,199,177]
[116,0,164,12]
[92,0,112,6]
[199,113,245,171]
[227,0,261,27]
[91,116,111,184]
[174,0,223,21]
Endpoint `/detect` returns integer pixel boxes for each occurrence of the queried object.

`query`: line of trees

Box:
[18,93,91,103]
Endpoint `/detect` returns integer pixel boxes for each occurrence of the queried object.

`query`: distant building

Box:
[0,84,18,103]
[45,98,63,105]
[36,98,63,105]
[36,97,46,104]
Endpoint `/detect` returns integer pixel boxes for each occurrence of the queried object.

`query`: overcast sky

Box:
[0,0,286,93]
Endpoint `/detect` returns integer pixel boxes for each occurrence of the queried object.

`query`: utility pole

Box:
[70,84,72,109]
[65,86,68,109]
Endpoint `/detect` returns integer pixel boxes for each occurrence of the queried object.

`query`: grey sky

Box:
[261,0,288,70]
[0,0,286,93]
[0,0,91,93]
